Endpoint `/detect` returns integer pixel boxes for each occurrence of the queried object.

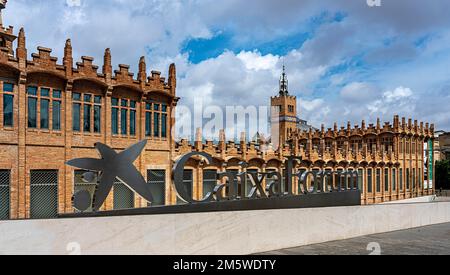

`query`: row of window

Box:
[366,168,422,193]
[1,84,169,138]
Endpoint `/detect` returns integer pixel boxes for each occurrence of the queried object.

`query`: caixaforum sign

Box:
[66,140,360,217]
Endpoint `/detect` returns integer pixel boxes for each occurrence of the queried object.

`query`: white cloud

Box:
[237,51,279,71]
[383,86,413,103]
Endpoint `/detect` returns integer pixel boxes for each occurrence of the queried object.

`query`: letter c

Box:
[172,152,214,203]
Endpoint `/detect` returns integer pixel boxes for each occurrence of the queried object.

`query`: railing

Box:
[436,190,450,197]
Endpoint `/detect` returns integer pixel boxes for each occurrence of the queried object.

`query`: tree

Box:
[435,160,450,190]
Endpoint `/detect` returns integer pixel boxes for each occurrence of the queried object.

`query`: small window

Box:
[203,170,217,198]
[384,168,389,192]
[147,170,166,206]
[3,94,13,127]
[0,170,10,220]
[30,170,58,219]
[367,169,373,193]
[27,86,38,96]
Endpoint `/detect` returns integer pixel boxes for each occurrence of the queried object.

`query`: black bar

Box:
[59,191,361,219]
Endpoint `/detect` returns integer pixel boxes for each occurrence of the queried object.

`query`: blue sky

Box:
[4,0,450,135]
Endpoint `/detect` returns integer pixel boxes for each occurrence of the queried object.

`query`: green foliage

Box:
[435,160,450,190]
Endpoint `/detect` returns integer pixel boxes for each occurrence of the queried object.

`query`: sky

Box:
[4,0,450,137]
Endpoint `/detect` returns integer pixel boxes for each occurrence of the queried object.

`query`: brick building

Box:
[0,6,435,220]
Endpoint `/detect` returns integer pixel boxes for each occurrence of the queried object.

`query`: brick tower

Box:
[271,65,299,146]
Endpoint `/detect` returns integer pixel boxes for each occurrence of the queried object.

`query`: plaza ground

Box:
[260,222,450,255]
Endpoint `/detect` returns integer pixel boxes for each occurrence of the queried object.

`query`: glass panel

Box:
[400,169,403,190]
[40,88,50,97]
[162,104,167,112]
[406,169,410,190]
[40,99,49,129]
[94,96,102,104]
[111,98,119,106]
[3,83,13,92]
[121,109,127,135]
[154,104,160,111]
[121,99,128,107]
[52,90,62,99]
[203,170,217,197]
[52,101,61,131]
[3,94,13,127]
[154,112,160,137]
[72,92,81,101]
[147,170,166,206]
[84,94,92,103]
[161,114,167,138]
[28,97,37,128]
[130,100,136,108]
[146,103,152,110]
[392,169,396,191]
[130,110,136,136]
[145,112,152,137]
[376,169,381,193]
[178,170,193,205]
[112,108,118,135]
[385,168,389,192]
[367,169,373,193]
[27,86,38,96]
[358,169,364,191]
[94,105,101,133]
[72,103,81,131]
[83,104,91,132]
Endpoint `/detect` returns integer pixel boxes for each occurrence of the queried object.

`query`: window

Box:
[74,170,98,212]
[203,170,217,198]
[288,105,294,113]
[400,168,403,191]
[406,168,410,190]
[145,103,152,137]
[177,170,193,205]
[385,168,389,192]
[2,83,14,127]
[112,98,136,136]
[358,169,364,191]
[30,170,58,219]
[154,112,160,137]
[73,92,102,133]
[40,96,49,129]
[418,168,422,189]
[120,99,128,135]
[392,169,397,192]
[27,87,61,131]
[27,87,37,128]
[147,170,166,206]
[113,180,134,210]
[147,102,168,138]
[367,169,373,193]
[413,168,416,190]
[112,98,119,135]
[0,170,10,220]
[130,101,136,136]
[376,169,381,193]
[52,92,61,131]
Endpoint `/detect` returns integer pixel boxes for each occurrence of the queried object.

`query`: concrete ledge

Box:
[1,201,450,255]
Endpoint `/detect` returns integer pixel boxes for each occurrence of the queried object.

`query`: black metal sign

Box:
[66,140,361,216]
